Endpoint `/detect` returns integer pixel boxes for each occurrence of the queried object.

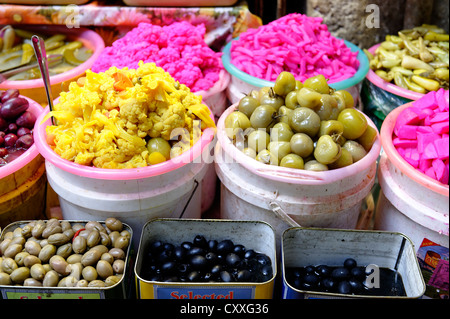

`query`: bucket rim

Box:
[380,102,449,197]
[216,103,381,185]
[0,25,105,90]
[0,96,43,179]
[222,37,369,91]
[33,104,216,181]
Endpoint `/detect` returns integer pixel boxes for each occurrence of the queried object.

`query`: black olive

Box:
[316,265,331,277]
[148,274,162,281]
[173,246,186,261]
[187,246,206,256]
[207,239,218,252]
[226,253,241,268]
[293,277,302,289]
[203,272,214,281]
[220,270,233,282]
[160,261,177,274]
[149,240,164,253]
[291,267,306,278]
[233,244,246,257]
[348,278,364,294]
[255,254,271,266]
[303,273,320,287]
[156,249,172,264]
[337,280,352,294]
[177,263,191,274]
[164,276,179,282]
[181,241,193,251]
[190,255,208,270]
[187,271,201,282]
[210,264,223,276]
[193,235,207,248]
[244,249,256,259]
[344,258,357,269]
[331,267,350,280]
[236,269,252,282]
[260,264,273,277]
[163,243,174,251]
[321,277,337,291]
[205,252,218,264]
[217,239,234,255]
[350,266,366,280]
[305,265,316,274]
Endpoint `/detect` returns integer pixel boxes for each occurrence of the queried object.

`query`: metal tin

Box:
[135,218,277,299]
[0,220,134,299]
[281,227,426,299]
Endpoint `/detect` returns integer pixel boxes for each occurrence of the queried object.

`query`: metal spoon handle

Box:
[32,35,55,124]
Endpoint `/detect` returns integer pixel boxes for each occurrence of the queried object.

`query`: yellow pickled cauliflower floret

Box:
[44,61,215,169]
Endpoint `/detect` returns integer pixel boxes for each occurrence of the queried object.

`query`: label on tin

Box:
[1,289,104,299]
[154,285,255,299]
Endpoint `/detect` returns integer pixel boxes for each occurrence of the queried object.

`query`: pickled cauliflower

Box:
[45,61,215,169]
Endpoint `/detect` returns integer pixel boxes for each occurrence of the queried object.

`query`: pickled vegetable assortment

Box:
[366,24,449,92]
[0,25,93,81]
[44,61,215,169]
[0,89,35,166]
[224,72,377,171]
[0,218,130,288]
[140,235,273,283]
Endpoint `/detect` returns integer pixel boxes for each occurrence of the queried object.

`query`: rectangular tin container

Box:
[135,218,277,299]
[0,220,134,299]
[281,227,426,299]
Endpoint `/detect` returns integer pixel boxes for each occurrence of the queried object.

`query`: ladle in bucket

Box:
[32,35,55,125]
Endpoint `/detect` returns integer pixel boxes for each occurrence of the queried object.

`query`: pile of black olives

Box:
[286,258,368,295]
[141,235,273,283]
[224,72,378,171]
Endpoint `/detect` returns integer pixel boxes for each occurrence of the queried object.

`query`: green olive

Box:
[316,95,338,121]
[284,90,300,109]
[268,141,292,162]
[357,125,378,151]
[288,106,321,137]
[304,160,329,171]
[333,90,354,111]
[329,148,353,169]
[255,149,278,165]
[302,74,330,94]
[314,135,342,165]
[0,272,12,285]
[82,265,98,281]
[290,133,314,158]
[296,87,322,109]
[113,259,125,274]
[10,267,30,284]
[250,105,277,130]
[147,138,171,161]
[278,106,292,124]
[280,153,304,169]
[259,89,284,110]
[273,71,296,97]
[247,129,270,153]
[30,263,46,281]
[270,122,294,142]
[319,120,344,137]
[43,270,59,287]
[225,111,251,140]
[337,108,368,140]
[295,80,303,91]
[342,140,367,162]
[105,218,123,232]
[238,95,260,118]
[242,147,257,159]
[96,260,113,279]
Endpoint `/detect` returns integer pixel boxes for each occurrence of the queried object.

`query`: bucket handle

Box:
[175,179,200,219]
[269,201,301,228]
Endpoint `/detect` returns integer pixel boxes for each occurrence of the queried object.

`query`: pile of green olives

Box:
[224,72,378,171]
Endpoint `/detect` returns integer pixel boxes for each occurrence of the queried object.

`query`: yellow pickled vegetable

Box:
[44,61,215,169]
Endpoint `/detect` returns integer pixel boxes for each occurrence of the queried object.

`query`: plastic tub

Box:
[214,103,381,244]
[222,37,369,106]
[0,96,46,228]
[123,0,238,6]
[375,103,449,250]
[33,106,216,247]
[0,25,105,106]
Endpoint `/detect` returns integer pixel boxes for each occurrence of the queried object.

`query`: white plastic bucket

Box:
[214,104,381,241]
[33,106,216,247]
[374,103,449,250]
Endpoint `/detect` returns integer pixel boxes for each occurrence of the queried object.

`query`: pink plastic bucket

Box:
[375,102,449,249]
[33,104,216,246]
[214,103,381,240]
[0,25,105,105]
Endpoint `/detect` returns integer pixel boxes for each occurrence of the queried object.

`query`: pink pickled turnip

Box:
[393,137,417,148]
[434,137,449,160]
[396,125,418,140]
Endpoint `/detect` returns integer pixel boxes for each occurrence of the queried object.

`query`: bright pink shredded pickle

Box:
[230,13,360,83]
[91,22,223,92]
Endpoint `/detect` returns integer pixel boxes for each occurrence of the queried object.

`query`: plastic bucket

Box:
[375,103,449,250]
[33,106,216,247]
[0,96,46,228]
[214,104,381,243]
[0,25,105,106]
[222,37,369,107]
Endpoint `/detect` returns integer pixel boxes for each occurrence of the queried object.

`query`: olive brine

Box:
[140,235,273,283]
[225,72,377,171]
